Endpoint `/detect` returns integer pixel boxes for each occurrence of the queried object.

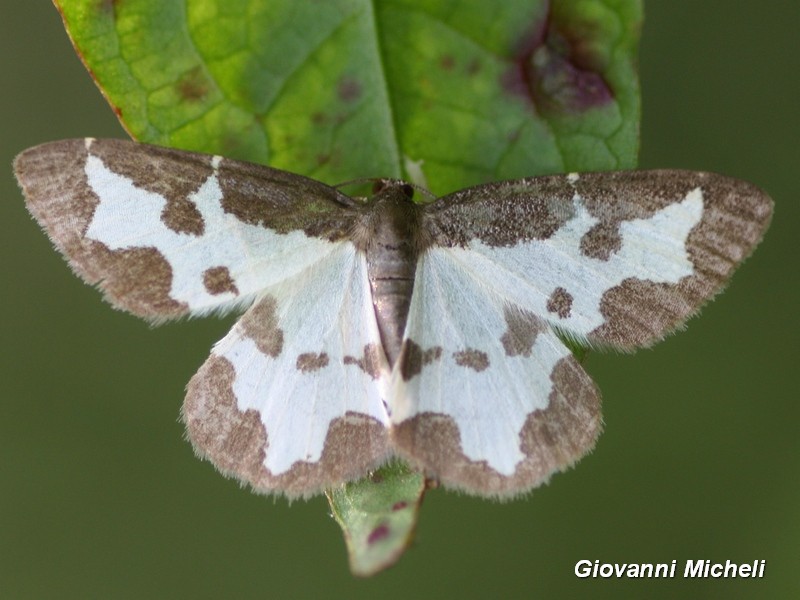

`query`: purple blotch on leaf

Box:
[502,8,612,114]
[367,523,391,545]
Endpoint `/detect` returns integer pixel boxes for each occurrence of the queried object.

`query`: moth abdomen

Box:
[359,181,424,365]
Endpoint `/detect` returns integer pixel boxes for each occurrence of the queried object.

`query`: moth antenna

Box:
[334,177,437,202]
[334,176,381,190]
[405,181,436,202]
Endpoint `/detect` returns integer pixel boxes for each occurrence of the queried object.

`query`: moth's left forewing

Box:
[14,139,359,321]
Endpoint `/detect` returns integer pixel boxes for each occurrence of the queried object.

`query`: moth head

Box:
[372,178,415,201]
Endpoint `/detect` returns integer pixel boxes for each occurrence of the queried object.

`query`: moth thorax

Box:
[364,184,422,366]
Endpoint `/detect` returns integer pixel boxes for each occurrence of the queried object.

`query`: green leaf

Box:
[327,462,427,577]
[55,0,642,576]
[55,0,640,192]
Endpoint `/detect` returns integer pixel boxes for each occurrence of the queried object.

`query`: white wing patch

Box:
[446,190,704,341]
[184,243,392,497]
[84,153,337,316]
[390,248,601,496]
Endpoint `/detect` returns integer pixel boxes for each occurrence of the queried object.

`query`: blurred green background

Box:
[1,2,797,598]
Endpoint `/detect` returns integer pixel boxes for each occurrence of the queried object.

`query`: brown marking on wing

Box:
[580,221,622,260]
[85,244,187,316]
[183,356,390,499]
[453,348,490,372]
[343,343,384,380]
[239,295,284,357]
[14,139,187,319]
[90,139,210,236]
[391,356,601,498]
[183,356,267,484]
[546,287,573,319]
[296,352,329,373]
[216,157,355,241]
[586,172,773,349]
[500,305,546,357]
[203,266,239,296]
[398,340,443,381]
[424,179,575,248]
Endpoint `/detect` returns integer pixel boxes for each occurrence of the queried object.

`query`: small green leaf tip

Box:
[327,463,427,577]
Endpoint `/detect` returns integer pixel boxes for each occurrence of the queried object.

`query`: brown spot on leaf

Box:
[502,8,613,114]
[177,66,211,102]
[296,352,329,373]
[453,348,490,372]
[392,501,408,511]
[526,34,612,113]
[239,296,284,357]
[97,0,121,14]
[399,340,442,381]
[546,287,573,319]
[500,306,545,357]
[203,266,238,296]
[440,55,455,70]
[337,76,362,102]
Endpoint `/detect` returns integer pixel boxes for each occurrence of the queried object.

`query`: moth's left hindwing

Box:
[184,244,392,498]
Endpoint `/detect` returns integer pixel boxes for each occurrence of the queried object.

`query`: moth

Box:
[15,138,772,498]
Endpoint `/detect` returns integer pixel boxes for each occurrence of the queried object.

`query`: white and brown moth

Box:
[15,138,772,499]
